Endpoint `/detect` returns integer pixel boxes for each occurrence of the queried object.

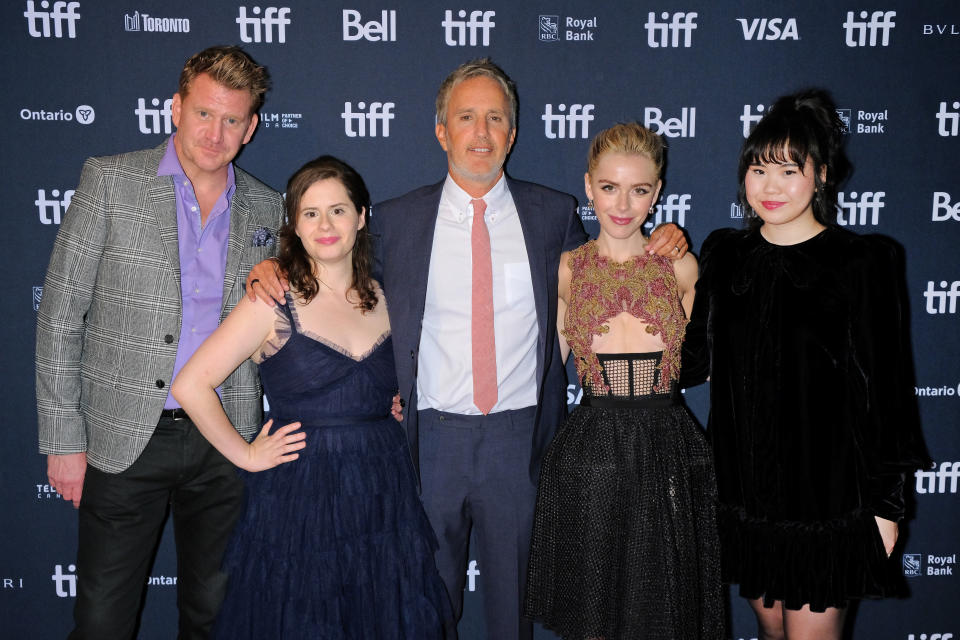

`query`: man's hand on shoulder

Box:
[47,452,87,508]
[246,258,289,307]
[647,223,689,260]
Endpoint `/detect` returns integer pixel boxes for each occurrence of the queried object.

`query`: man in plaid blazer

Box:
[35,46,284,639]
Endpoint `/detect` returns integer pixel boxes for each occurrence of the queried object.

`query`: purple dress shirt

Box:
[158,135,235,409]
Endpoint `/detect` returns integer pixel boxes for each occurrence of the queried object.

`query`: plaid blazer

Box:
[36,140,284,473]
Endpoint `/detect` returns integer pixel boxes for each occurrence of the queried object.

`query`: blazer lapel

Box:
[509,178,548,382]
[222,181,250,314]
[149,176,181,295]
[392,183,443,346]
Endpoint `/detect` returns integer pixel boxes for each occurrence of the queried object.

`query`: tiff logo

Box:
[933,192,960,222]
[52,564,77,597]
[135,98,173,135]
[341,101,394,137]
[924,281,960,314]
[836,191,884,226]
[740,104,769,137]
[237,6,291,43]
[646,194,692,229]
[645,12,697,48]
[843,10,895,47]
[645,107,695,138]
[737,17,799,40]
[907,635,954,640]
[343,10,395,41]
[915,462,960,494]
[442,10,495,46]
[936,101,960,137]
[542,104,594,139]
[24,1,80,38]
[466,560,479,591]
[36,188,74,225]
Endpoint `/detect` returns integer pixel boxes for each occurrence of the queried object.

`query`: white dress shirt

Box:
[417,174,538,414]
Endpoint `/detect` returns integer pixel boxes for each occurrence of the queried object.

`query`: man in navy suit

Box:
[249,59,685,639]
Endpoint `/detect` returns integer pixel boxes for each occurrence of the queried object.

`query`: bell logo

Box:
[836,191,884,226]
[645,12,697,48]
[542,104,595,139]
[135,98,173,135]
[24,1,80,38]
[342,10,396,41]
[843,10,895,47]
[737,18,799,41]
[442,10,495,46]
[936,101,960,137]
[236,6,291,43]
[36,188,74,225]
[933,192,960,222]
[341,101,395,137]
[644,107,695,138]
[52,564,77,598]
[924,282,960,315]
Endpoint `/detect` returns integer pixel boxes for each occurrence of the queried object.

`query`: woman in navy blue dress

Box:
[173,156,452,639]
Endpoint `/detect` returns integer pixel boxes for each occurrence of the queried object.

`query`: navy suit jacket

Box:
[373,176,587,482]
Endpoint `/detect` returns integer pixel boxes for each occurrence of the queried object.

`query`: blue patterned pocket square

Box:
[252,226,276,247]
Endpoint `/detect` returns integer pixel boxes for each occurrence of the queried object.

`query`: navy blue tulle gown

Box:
[213,298,452,639]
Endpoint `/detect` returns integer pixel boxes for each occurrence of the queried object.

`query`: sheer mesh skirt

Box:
[525,353,724,639]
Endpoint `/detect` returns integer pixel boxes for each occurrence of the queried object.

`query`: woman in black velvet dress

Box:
[682,90,930,639]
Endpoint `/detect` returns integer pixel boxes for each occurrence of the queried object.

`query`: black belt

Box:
[160,408,191,421]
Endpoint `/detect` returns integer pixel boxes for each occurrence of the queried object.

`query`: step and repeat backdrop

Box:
[2,1,958,638]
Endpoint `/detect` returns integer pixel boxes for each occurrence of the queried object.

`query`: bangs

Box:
[742,119,811,171]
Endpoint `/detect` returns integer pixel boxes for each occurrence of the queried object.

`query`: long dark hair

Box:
[278,155,377,312]
[737,89,851,229]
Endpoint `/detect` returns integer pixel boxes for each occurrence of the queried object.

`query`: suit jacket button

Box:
[164,334,174,344]
[156,380,165,388]
[410,350,415,359]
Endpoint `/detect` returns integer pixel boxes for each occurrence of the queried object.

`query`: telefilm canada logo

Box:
[260,111,302,130]
[20,105,95,125]
[124,11,190,33]
[537,14,597,42]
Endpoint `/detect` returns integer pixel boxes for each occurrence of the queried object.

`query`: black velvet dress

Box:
[682,226,930,612]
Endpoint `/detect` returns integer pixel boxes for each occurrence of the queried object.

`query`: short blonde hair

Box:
[178,45,270,115]
[587,122,665,176]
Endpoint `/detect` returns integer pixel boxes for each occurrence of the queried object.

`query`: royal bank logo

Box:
[259,111,302,129]
[737,17,799,40]
[645,194,692,230]
[915,462,960,493]
[341,101,395,137]
[33,286,44,311]
[124,11,191,33]
[135,98,173,135]
[20,105,95,125]
[840,108,888,134]
[836,109,852,132]
[901,551,957,579]
[237,6,291,43]
[645,11,697,48]
[542,104,594,139]
[936,101,959,137]
[645,107,695,138]
[924,282,960,315]
[843,10,895,47]
[903,553,923,577]
[442,10,495,46]
[24,1,80,38]
[52,564,77,597]
[836,191,884,226]
[538,15,559,41]
[342,9,396,41]
[36,188,74,225]
[933,192,960,222]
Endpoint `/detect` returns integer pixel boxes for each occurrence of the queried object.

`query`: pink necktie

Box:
[471,198,497,415]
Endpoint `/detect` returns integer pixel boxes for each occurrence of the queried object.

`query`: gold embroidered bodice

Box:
[562,241,686,393]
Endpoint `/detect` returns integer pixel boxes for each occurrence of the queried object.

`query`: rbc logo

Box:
[342,10,396,41]
[924,282,960,315]
[645,107,695,138]
[645,12,697,48]
[843,10,896,47]
[936,101,959,137]
[737,18,799,40]
[341,102,395,137]
[538,15,559,42]
[237,6,291,43]
[836,191,884,226]
[35,188,74,225]
[52,564,77,597]
[442,10,495,46]
[933,192,960,222]
[24,1,80,38]
[903,553,922,577]
[135,98,173,135]
[542,104,594,139]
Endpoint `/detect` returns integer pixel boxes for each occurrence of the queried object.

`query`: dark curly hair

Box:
[738,88,851,229]
[278,156,377,312]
